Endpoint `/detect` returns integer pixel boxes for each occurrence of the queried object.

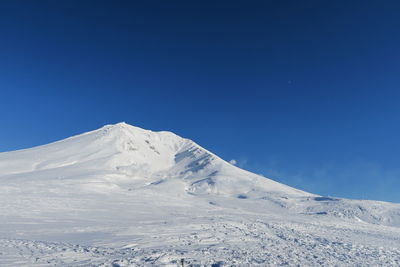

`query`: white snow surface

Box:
[0,122,399,266]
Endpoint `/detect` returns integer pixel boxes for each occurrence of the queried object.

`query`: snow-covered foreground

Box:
[0,123,399,266]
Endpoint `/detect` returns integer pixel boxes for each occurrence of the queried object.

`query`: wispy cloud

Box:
[235,157,400,203]
[229,159,237,165]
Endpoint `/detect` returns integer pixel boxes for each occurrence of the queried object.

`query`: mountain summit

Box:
[0,123,399,266]
[0,122,308,198]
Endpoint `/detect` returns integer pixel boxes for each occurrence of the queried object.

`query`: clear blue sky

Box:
[1,1,400,202]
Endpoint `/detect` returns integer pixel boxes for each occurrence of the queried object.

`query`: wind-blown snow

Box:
[0,122,399,266]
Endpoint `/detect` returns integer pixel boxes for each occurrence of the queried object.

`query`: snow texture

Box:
[0,122,399,266]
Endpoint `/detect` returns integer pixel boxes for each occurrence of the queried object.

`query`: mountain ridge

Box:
[0,122,309,198]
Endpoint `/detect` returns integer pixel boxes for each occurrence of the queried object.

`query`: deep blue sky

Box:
[1,1,400,202]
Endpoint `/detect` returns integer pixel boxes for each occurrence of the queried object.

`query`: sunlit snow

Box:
[0,123,399,266]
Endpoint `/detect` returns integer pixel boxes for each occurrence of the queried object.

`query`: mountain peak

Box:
[98,122,179,141]
[100,121,150,134]
[0,123,309,198]
[115,121,128,126]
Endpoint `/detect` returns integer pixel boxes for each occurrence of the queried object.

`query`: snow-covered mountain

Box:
[0,123,399,266]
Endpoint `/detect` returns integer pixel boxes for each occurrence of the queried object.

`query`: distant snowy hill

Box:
[0,123,399,266]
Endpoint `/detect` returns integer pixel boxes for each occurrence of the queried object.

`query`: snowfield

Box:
[0,122,399,266]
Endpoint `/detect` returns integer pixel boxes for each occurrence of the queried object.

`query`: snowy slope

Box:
[0,123,399,266]
[0,122,307,197]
